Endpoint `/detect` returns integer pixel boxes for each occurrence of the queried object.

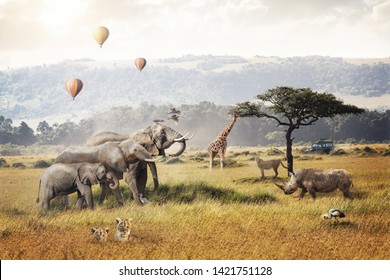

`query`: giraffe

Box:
[207,114,238,169]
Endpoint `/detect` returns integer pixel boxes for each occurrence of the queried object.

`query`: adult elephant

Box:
[54,139,157,206]
[86,122,195,204]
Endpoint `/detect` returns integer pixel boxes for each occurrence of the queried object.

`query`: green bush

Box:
[0,158,9,168]
[12,162,26,168]
[33,160,52,168]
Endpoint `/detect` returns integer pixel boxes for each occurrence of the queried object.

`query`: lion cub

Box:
[115,218,133,242]
[91,227,109,242]
[254,157,287,179]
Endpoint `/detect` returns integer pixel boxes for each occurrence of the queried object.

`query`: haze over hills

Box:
[0,55,389,129]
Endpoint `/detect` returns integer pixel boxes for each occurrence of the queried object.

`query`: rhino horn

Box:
[274,181,286,191]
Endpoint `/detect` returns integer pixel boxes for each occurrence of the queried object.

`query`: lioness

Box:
[115,218,132,242]
[91,227,109,242]
[254,157,287,179]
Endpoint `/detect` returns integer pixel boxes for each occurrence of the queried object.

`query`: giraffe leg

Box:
[209,151,217,170]
[219,151,225,169]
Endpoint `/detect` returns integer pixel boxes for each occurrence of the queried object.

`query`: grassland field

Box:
[0,144,389,260]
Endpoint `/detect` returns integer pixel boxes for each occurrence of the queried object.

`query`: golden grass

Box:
[0,144,389,260]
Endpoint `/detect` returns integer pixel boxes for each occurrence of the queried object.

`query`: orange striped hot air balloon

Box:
[134,57,147,71]
[65,79,83,100]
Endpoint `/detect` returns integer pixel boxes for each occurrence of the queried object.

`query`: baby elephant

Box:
[37,163,119,210]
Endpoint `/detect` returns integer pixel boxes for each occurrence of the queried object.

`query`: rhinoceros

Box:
[274,168,353,199]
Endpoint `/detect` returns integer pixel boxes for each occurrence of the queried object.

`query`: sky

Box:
[0,0,389,69]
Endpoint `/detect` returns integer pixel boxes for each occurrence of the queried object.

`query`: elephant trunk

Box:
[169,140,186,157]
[147,162,159,190]
[106,171,120,189]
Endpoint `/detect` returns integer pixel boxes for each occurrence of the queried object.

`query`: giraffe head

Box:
[231,112,238,120]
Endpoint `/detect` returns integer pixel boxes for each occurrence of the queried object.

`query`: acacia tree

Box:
[231,87,365,173]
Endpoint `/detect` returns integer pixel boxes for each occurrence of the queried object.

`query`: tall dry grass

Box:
[0,144,389,259]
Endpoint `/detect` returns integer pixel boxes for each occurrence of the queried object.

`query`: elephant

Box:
[37,162,119,210]
[85,122,195,204]
[54,139,158,206]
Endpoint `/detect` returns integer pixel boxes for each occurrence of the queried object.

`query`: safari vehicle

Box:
[308,139,334,154]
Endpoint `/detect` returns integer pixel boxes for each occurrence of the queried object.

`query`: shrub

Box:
[0,158,9,168]
[267,148,283,155]
[12,162,26,168]
[164,157,184,164]
[33,160,52,168]
[331,149,348,156]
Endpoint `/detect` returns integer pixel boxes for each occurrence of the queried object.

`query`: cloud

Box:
[0,0,389,68]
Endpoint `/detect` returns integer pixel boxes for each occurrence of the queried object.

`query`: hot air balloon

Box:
[134,57,147,71]
[65,79,83,100]
[93,26,109,47]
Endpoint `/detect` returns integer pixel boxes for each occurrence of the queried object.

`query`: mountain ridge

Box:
[1,55,389,128]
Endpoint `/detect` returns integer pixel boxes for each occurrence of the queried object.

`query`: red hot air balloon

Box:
[134,57,147,71]
[65,79,83,100]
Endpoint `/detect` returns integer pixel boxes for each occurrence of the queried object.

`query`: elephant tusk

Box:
[145,156,162,162]
[173,132,189,142]
[184,132,196,140]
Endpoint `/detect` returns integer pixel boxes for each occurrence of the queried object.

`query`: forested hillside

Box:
[1,102,389,153]
[1,55,389,152]
[0,55,389,123]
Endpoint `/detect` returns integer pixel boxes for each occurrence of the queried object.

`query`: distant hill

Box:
[1,55,389,126]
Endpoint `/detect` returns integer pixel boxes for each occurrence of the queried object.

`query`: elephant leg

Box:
[76,191,84,209]
[124,171,142,205]
[138,168,147,198]
[42,187,53,210]
[77,184,94,209]
[111,187,125,206]
[42,196,51,210]
[103,181,125,206]
[147,162,159,190]
[98,182,110,205]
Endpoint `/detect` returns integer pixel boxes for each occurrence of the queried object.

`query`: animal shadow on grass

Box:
[233,176,283,184]
[148,182,277,205]
[327,221,356,229]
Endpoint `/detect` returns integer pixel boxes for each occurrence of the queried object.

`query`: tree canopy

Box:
[233,87,365,126]
[231,87,365,172]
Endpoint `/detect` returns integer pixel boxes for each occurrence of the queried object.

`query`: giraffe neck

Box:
[218,116,237,139]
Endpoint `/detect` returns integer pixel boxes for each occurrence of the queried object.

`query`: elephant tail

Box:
[36,179,41,203]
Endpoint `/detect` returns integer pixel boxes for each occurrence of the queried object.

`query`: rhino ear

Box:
[288,171,295,177]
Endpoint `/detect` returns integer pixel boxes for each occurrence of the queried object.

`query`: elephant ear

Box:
[130,132,157,154]
[78,164,98,185]
[98,144,128,172]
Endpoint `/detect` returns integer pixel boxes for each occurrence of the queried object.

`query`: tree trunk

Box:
[285,126,294,174]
